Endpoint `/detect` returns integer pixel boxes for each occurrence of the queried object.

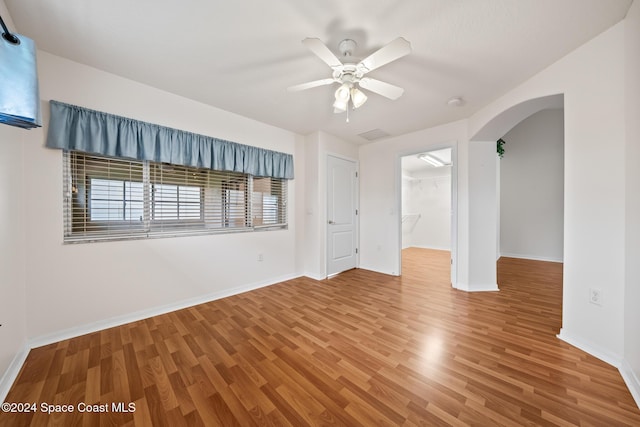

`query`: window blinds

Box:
[66,152,146,238]
[252,177,288,227]
[65,151,285,242]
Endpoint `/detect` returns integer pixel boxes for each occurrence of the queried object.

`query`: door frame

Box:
[396,141,458,287]
[326,152,359,277]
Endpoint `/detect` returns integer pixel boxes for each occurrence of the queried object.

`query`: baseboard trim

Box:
[557,330,640,407]
[357,264,399,277]
[304,272,327,281]
[0,345,30,403]
[499,252,563,263]
[406,245,451,252]
[28,273,301,350]
[557,328,622,367]
[455,283,499,292]
[620,359,640,409]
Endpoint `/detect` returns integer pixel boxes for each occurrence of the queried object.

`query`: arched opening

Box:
[470,94,564,141]
[459,94,564,292]
[466,92,565,320]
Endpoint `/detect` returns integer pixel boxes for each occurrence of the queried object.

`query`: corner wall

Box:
[0,125,27,400]
[0,0,28,401]
[302,131,359,279]
[465,140,499,291]
[623,0,640,406]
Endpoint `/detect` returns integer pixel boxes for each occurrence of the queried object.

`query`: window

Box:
[252,177,287,226]
[151,183,202,221]
[64,151,287,242]
[89,179,145,221]
[147,162,249,232]
[67,152,146,236]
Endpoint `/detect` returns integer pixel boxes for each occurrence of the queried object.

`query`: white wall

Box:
[465,140,499,291]
[303,132,323,278]
[303,131,358,279]
[293,133,307,276]
[21,51,304,342]
[0,0,28,398]
[0,124,27,395]
[500,109,564,262]
[401,175,412,248]
[469,22,626,364]
[401,168,451,251]
[623,0,640,405]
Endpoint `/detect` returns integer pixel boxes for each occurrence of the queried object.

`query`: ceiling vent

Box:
[358,128,390,141]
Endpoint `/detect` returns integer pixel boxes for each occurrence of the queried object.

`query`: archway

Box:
[462,94,564,292]
[470,94,564,142]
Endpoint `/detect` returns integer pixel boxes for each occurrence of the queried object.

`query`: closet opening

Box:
[400,147,456,285]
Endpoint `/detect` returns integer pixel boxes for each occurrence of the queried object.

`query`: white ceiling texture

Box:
[5,0,633,144]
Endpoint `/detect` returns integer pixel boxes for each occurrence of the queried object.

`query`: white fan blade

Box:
[359,78,405,100]
[302,38,343,69]
[287,78,335,92]
[358,37,411,73]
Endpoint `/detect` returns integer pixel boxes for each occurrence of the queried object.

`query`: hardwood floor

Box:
[2,247,639,426]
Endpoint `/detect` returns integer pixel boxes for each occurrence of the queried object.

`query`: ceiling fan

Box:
[288,37,412,117]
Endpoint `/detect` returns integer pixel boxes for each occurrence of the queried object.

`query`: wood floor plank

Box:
[2,248,640,426]
[185,384,225,427]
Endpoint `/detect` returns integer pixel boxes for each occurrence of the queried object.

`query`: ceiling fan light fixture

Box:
[350,87,367,108]
[333,98,348,112]
[334,83,350,102]
[292,36,411,115]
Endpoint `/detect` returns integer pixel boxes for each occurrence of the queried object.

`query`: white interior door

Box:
[327,155,358,276]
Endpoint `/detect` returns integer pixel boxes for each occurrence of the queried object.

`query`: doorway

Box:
[400,147,456,285]
[498,109,564,263]
[327,154,358,276]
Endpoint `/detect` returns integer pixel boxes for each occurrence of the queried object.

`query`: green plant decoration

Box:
[497,138,506,158]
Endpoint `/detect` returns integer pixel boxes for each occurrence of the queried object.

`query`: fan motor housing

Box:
[338,39,357,56]
[332,64,364,84]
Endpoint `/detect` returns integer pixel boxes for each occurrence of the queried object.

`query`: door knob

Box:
[328,220,335,224]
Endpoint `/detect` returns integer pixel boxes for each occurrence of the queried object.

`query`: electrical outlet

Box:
[257,253,264,262]
[589,288,602,306]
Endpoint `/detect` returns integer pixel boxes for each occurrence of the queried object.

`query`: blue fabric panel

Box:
[0,32,41,129]
[46,100,294,179]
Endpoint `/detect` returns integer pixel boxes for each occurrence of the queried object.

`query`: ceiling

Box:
[5,0,632,144]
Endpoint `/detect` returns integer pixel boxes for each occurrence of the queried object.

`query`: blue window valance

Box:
[45,100,294,179]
